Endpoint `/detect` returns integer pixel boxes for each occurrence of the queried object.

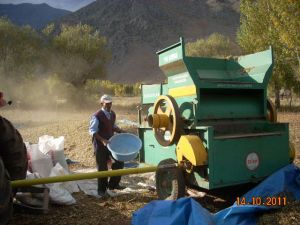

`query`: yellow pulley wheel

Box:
[148,95,182,146]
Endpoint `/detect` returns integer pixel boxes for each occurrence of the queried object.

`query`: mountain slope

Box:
[0,0,96,12]
[42,0,95,12]
[62,0,240,83]
[0,3,70,29]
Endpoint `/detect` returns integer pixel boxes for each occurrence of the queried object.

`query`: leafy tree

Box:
[238,0,300,108]
[52,23,111,85]
[0,18,42,75]
[42,23,55,37]
[186,33,240,57]
[0,19,116,108]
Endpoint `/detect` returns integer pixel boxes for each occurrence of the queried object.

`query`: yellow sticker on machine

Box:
[168,85,196,97]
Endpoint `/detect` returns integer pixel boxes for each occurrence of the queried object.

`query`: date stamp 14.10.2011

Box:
[236,196,287,206]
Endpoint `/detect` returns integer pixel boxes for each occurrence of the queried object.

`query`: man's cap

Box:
[100,94,112,103]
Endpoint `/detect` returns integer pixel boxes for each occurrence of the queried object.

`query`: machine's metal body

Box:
[138,37,290,191]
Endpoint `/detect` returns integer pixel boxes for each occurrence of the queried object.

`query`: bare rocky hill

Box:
[0,3,70,29]
[61,0,240,83]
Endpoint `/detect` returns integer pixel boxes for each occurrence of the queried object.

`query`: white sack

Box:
[38,135,54,154]
[46,163,76,205]
[50,136,69,172]
[29,144,53,178]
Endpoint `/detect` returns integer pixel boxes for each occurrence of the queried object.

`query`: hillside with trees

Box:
[59,0,240,83]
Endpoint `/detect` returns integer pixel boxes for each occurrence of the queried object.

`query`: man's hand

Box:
[115,126,125,133]
[102,139,110,146]
[94,133,110,146]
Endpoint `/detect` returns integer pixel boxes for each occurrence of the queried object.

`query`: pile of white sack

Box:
[25,135,79,205]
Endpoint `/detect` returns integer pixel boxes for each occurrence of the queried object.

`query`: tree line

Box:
[0,19,110,85]
[0,18,138,108]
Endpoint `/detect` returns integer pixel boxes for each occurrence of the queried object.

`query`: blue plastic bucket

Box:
[107,133,142,162]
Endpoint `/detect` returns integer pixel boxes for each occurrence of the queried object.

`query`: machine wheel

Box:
[156,158,185,200]
[0,157,13,225]
[150,95,182,146]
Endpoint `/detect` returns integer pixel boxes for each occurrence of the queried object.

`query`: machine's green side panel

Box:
[162,84,168,95]
[139,128,176,165]
[141,84,168,104]
[167,72,195,88]
[208,124,289,189]
[141,84,163,104]
[184,47,273,89]
[230,47,273,85]
[158,39,185,68]
[157,38,196,101]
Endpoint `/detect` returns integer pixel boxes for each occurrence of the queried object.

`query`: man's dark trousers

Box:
[94,139,124,194]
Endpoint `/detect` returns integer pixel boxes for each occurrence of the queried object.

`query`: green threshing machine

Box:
[138,37,293,199]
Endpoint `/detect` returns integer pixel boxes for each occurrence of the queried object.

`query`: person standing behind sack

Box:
[89,94,126,197]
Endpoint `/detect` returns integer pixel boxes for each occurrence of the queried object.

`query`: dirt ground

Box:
[1,101,300,225]
[11,191,157,225]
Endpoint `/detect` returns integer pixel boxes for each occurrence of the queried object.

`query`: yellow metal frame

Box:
[176,135,207,172]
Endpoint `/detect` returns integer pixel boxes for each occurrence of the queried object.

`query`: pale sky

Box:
[0,0,96,11]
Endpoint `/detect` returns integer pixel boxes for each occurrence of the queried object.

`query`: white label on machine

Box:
[163,53,178,63]
[171,72,188,84]
[246,152,259,170]
[144,93,160,98]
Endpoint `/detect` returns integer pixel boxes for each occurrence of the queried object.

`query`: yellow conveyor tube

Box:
[11,166,158,188]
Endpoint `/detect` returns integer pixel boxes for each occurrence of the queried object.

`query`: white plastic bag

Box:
[38,135,54,154]
[50,163,79,193]
[49,186,76,205]
[38,135,69,172]
[51,136,69,172]
[47,163,76,205]
[29,144,53,178]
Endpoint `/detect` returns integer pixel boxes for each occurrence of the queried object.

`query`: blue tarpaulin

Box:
[214,163,300,225]
[132,198,215,225]
[132,164,300,225]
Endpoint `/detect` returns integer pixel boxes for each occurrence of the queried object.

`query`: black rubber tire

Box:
[156,158,185,200]
[0,157,13,225]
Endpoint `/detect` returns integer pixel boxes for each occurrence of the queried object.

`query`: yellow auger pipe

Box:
[11,166,158,188]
